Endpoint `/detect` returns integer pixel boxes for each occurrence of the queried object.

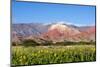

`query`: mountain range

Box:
[12,22,95,43]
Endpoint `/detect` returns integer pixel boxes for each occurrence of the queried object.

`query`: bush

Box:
[12,42,17,46]
[12,42,21,46]
[12,39,96,46]
[22,39,40,47]
[43,40,53,46]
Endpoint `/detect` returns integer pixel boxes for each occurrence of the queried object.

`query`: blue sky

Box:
[12,0,96,26]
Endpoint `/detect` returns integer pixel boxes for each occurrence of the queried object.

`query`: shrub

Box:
[12,42,17,46]
[22,39,39,47]
[43,40,53,46]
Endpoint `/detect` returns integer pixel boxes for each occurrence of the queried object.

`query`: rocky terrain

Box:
[12,22,95,43]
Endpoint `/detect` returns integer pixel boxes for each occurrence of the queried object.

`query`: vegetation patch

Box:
[12,45,96,66]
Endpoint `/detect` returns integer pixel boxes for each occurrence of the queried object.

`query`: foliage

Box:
[12,40,95,46]
[21,39,40,47]
[53,41,95,46]
[12,42,21,46]
[43,40,53,46]
[12,45,96,66]
[12,42,17,46]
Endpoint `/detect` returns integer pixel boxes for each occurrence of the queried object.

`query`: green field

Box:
[12,45,96,66]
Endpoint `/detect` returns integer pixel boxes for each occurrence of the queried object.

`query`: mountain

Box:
[75,26,95,41]
[41,23,95,42]
[12,22,95,43]
[12,23,49,36]
[41,23,80,42]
